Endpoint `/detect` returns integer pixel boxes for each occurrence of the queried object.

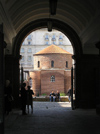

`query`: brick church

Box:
[30,44,72,96]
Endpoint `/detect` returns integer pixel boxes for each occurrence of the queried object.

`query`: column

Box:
[21,66,23,86]
[0,24,4,134]
[12,55,21,108]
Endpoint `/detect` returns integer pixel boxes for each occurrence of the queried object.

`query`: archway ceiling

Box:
[0,0,100,54]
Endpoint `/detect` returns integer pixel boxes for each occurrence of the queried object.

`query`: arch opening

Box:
[13,18,82,58]
[12,18,82,108]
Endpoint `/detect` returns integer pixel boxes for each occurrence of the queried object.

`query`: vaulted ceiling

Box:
[0,0,100,54]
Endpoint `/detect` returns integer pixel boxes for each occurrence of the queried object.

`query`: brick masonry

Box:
[30,52,72,96]
[34,54,72,70]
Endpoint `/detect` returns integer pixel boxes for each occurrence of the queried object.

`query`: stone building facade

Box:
[30,45,72,96]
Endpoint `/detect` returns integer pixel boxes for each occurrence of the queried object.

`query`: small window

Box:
[27,56,32,61]
[38,61,40,68]
[46,41,49,45]
[28,41,31,45]
[66,61,68,68]
[59,41,63,45]
[20,48,24,53]
[45,34,49,40]
[51,75,55,82]
[27,48,32,53]
[59,35,63,40]
[51,60,54,67]
[22,42,25,45]
[52,35,56,41]
[52,41,56,44]
[27,35,31,40]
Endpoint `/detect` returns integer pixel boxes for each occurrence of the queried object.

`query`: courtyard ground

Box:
[5,102,100,134]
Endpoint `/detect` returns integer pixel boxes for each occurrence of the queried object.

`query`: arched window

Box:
[66,61,68,68]
[51,75,55,82]
[38,61,40,68]
[51,60,54,67]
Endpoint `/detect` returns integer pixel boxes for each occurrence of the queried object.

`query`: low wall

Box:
[33,96,69,102]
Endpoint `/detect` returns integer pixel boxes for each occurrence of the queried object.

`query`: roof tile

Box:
[35,44,71,55]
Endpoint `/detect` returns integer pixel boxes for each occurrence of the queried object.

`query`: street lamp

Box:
[47,19,52,32]
[49,0,58,15]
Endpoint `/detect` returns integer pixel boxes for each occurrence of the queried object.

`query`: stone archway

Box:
[13,18,82,57]
[12,18,83,108]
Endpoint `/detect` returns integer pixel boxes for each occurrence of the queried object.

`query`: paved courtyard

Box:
[5,102,100,134]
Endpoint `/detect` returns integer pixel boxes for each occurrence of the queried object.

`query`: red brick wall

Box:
[29,71,41,96]
[30,70,71,96]
[41,70,65,95]
[34,54,72,70]
[64,71,71,94]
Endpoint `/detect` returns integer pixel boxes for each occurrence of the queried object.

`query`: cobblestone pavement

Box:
[5,102,100,134]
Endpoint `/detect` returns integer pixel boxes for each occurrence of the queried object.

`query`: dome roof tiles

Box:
[34,44,71,55]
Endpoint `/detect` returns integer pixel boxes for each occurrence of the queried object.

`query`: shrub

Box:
[41,93,47,96]
[60,92,66,96]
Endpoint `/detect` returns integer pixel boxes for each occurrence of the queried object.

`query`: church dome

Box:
[33,45,72,70]
[34,44,71,55]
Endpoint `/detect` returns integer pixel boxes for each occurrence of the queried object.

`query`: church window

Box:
[66,61,68,68]
[38,61,40,67]
[51,75,55,82]
[51,60,54,67]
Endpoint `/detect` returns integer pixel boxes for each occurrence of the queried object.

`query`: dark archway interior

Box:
[13,19,82,59]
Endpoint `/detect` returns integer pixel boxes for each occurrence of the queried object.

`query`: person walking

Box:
[67,88,71,102]
[21,83,27,115]
[4,80,13,115]
[26,86,34,113]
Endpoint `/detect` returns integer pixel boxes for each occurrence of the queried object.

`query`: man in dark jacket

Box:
[26,86,34,113]
[21,83,27,115]
[49,90,55,102]
[55,90,60,102]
